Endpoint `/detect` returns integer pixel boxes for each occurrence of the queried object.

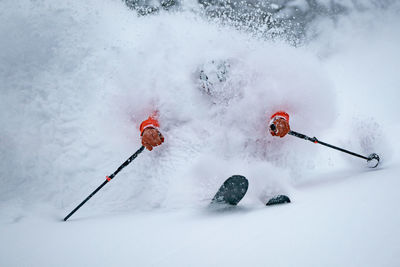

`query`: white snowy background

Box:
[1,0,399,266]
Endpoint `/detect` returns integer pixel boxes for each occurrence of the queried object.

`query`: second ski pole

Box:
[288,130,380,168]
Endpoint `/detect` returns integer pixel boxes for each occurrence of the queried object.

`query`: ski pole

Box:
[63,146,145,221]
[288,130,380,168]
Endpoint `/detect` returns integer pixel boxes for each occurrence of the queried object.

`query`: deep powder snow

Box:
[0,1,399,266]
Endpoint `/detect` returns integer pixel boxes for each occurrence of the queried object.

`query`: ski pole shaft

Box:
[63,146,145,221]
[63,180,108,222]
[288,130,368,160]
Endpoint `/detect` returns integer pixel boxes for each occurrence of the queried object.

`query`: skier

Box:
[138,60,294,206]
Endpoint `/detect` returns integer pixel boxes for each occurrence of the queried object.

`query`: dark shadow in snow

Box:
[201,203,254,217]
[295,165,384,190]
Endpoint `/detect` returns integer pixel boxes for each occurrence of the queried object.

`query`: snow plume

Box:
[126,0,398,44]
[0,0,398,217]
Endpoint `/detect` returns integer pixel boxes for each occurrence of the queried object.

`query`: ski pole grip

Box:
[288,131,317,143]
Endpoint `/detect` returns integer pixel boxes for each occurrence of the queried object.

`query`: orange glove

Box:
[269,111,290,138]
[140,116,164,151]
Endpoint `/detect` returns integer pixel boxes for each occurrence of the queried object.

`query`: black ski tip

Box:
[211,175,249,206]
[367,153,380,168]
[266,195,291,206]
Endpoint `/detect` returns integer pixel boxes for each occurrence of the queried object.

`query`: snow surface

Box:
[1,0,400,266]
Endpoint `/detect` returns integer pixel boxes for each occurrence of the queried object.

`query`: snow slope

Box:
[2,164,400,267]
[0,0,399,266]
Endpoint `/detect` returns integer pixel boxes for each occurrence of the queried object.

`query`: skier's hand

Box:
[141,128,164,151]
[269,115,290,138]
